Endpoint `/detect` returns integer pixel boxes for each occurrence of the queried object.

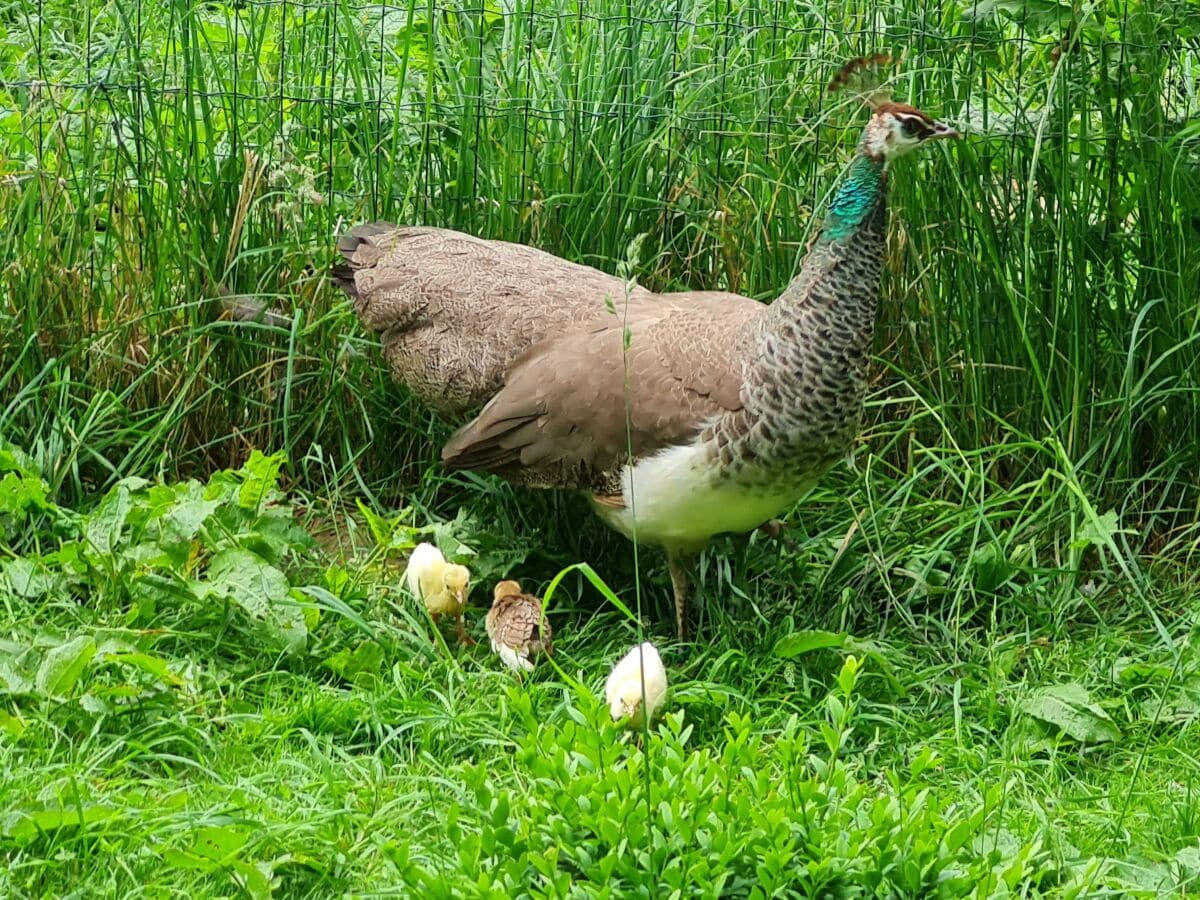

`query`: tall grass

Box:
[1,0,1198,546]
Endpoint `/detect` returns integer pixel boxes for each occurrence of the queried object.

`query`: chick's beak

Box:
[927,119,961,141]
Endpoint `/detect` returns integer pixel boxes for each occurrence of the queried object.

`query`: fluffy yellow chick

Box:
[485,580,552,674]
[404,542,473,645]
[605,642,667,728]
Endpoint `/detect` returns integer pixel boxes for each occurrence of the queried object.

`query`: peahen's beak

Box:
[927,120,961,141]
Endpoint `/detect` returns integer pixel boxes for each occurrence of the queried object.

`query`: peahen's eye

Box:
[901,116,922,136]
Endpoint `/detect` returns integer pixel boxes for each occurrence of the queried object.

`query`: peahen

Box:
[333,57,959,641]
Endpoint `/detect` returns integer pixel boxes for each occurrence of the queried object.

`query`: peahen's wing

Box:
[333,224,759,414]
[440,300,758,491]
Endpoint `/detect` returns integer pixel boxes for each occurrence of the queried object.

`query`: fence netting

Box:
[2,0,1198,503]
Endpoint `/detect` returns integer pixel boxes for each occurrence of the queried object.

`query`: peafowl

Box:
[333,57,959,641]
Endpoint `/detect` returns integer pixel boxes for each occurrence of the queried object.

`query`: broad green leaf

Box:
[1071,509,1120,552]
[192,824,252,862]
[0,472,51,540]
[1,557,60,600]
[1111,656,1174,685]
[0,657,33,695]
[35,635,97,697]
[205,549,306,652]
[163,498,220,545]
[425,517,478,560]
[774,630,848,658]
[0,441,39,476]
[124,542,176,568]
[0,708,26,740]
[356,498,418,551]
[1137,675,1200,725]
[84,484,135,555]
[2,804,120,847]
[970,543,1012,592]
[0,472,48,514]
[1019,683,1122,744]
[1175,846,1200,877]
[104,651,185,688]
[237,450,285,511]
[162,848,218,871]
[299,584,377,639]
[232,859,273,900]
[242,509,315,563]
[324,640,385,686]
[79,693,111,714]
[773,631,897,688]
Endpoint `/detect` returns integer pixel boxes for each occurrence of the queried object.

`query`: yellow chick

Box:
[605,642,668,728]
[404,542,473,645]
[485,580,552,674]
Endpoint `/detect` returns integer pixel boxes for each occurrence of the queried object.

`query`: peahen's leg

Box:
[666,549,694,642]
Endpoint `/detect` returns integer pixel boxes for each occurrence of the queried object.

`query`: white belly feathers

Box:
[591,442,815,549]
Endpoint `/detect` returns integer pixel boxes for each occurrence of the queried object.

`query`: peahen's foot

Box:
[757,519,802,554]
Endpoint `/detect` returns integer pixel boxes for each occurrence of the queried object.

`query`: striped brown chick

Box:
[485,580,552,674]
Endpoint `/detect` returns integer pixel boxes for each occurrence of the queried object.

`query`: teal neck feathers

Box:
[818,152,887,244]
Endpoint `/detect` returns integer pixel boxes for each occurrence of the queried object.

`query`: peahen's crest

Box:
[826,54,901,109]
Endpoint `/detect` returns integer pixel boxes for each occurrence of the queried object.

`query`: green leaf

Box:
[0,656,33,695]
[242,509,315,563]
[970,543,1012,592]
[356,498,418,551]
[205,549,306,652]
[1111,656,1174,685]
[162,848,218,872]
[163,498,220,545]
[84,484,136,556]
[161,824,251,872]
[0,472,48,513]
[324,640,385,686]
[1019,683,1122,744]
[1139,676,1200,725]
[0,708,26,740]
[193,824,252,863]
[0,472,51,540]
[232,859,273,900]
[0,441,39,477]
[774,630,901,693]
[34,635,97,697]
[774,630,848,658]
[2,804,120,847]
[1071,509,1120,552]
[104,651,185,688]
[237,450,286,511]
[2,557,60,600]
[423,514,478,558]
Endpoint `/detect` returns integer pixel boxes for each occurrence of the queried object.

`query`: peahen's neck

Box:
[818,152,888,244]
[708,144,891,484]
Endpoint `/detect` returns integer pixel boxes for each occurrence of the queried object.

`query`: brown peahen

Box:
[333,57,959,641]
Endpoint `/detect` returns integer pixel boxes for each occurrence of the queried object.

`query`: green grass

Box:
[3,0,1200,894]
[3,439,1200,895]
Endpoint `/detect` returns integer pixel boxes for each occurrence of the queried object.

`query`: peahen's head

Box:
[828,55,960,163]
[860,103,959,162]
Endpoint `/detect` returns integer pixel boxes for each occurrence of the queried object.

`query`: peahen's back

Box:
[332,223,761,414]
